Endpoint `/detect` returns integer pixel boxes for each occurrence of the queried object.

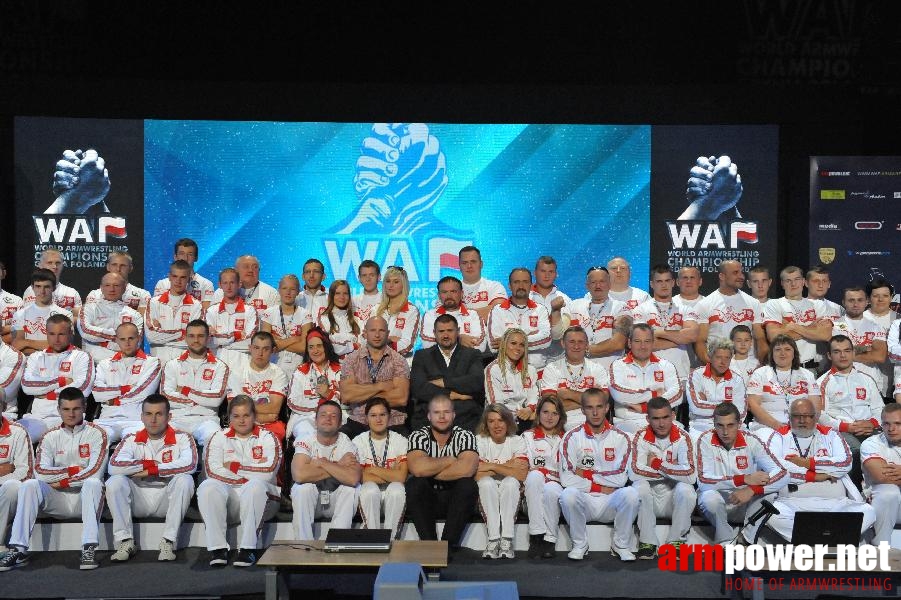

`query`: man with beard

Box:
[420,277,485,352]
[487,268,551,369]
[411,314,484,431]
[340,317,410,437]
[763,397,874,542]
[832,287,887,384]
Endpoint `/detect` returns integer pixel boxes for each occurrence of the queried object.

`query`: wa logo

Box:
[33,215,127,244]
[666,221,758,249]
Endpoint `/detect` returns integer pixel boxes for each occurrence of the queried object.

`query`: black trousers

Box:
[405,476,478,547]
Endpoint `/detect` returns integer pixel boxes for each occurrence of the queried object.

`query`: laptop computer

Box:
[790,512,863,557]
[323,528,392,553]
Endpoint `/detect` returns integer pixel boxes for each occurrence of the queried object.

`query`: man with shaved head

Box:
[340,317,411,437]
[85,251,151,312]
[212,255,279,313]
[607,257,649,311]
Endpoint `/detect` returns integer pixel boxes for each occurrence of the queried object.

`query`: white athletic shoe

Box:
[610,545,636,562]
[158,538,177,562]
[567,545,588,560]
[110,539,137,562]
[482,539,500,559]
[498,538,515,559]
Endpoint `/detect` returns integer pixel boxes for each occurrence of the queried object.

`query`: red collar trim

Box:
[623,352,660,364]
[225,425,261,438]
[816,424,832,435]
[702,363,733,380]
[776,424,791,435]
[178,350,217,363]
[218,297,247,313]
[47,345,76,354]
[711,431,748,448]
[111,350,147,362]
[582,421,611,436]
[500,297,539,310]
[532,427,546,440]
[436,303,469,316]
[159,292,194,305]
[0,418,9,436]
[643,426,681,443]
[134,426,177,445]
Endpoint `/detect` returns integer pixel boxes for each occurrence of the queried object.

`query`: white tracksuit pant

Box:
[0,480,22,544]
[633,479,697,545]
[197,478,277,550]
[291,482,359,540]
[106,474,195,546]
[698,489,768,544]
[8,478,104,549]
[868,484,901,544]
[478,476,521,541]
[524,471,563,541]
[358,481,405,538]
[768,496,875,542]
[559,485,639,551]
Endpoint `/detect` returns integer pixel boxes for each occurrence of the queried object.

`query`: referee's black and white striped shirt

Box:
[407,426,477,458]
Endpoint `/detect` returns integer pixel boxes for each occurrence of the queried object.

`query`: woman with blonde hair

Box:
[475,403,528,559]
[484,328,539,430]
[374,266,420,361]
[317,279,362,360]
[260,274,311,378]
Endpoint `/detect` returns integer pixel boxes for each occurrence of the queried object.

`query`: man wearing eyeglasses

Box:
[298,258,328,322]
[762,397,874,542]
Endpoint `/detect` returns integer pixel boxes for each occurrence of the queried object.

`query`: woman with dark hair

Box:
[747,333,821,435]
[475,403,528,560]
[286,327,342,440]
[317,279,362,360]
[522,395,567,558]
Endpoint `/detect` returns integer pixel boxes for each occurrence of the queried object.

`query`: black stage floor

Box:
[0,547,895,599]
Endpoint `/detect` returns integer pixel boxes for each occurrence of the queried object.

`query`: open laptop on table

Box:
[323,528,392,553]
[790,512,863,558]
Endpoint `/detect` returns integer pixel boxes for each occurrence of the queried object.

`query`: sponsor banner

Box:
[809,157,901,302]
[14,117,145,293]
[650,126,779,294]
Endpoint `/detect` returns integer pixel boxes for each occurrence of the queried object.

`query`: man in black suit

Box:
[411,314,485,431]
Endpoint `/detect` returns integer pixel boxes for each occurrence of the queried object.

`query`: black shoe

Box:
[540,538,556,559]
[208,548,228,567]
[527,534,543,559]
[0,548,29,571]
[233,548,258,567]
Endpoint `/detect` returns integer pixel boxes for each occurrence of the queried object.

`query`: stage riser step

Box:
[22,522,901,552]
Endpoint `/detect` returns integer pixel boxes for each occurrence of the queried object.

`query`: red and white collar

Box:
[134,426,178,445]
[703,363,733,380]
[622,352,660,364]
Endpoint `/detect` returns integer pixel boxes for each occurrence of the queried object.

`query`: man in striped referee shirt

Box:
[405,395,479,553]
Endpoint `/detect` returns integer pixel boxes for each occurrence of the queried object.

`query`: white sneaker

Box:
[498,538,515,559]
[482,539,500,559]
[110,539,136,562]
[567,544,588,560]
[610,545,636,562]
[158,538,176,562]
